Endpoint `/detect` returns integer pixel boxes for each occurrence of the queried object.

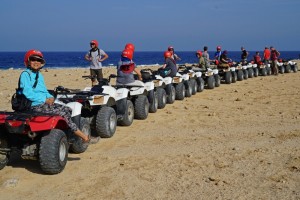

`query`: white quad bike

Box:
[177,66,194,98]
[177,64,205,94]
[54,75,118,139]
[140,68,167,109]
[111,76,150,126]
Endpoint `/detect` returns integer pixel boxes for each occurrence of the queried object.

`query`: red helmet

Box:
[24,49,45,67]
[164,51,172,58]
[122,49,133,60]
[216,46,221,51]
[196,50,202,56]
[125,43,135,52]
[90,40,99,47]
[168,46,174,51]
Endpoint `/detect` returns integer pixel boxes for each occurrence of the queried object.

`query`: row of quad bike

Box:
[0,59,298,174]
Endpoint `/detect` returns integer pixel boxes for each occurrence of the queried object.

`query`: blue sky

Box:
[0,0,299,51]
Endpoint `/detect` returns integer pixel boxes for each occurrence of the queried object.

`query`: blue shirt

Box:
[19,68,53,106]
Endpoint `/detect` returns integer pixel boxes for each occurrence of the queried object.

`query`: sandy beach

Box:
[0,62,300,199]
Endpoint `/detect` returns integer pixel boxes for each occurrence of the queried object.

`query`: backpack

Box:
[11,71,38,112]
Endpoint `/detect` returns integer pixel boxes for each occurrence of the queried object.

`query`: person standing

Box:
[202,46,210,69]
[241,46,249,65]
[270,46,280,75]
[168,46,181,62]
[263,46,271,65]
[85,40,109,85]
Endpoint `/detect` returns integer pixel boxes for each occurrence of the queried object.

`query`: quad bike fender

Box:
[230,67,236,71]
[115,88,130,101]
[144,82,155,91]
[102,86,117,98]
[252,64,257,68]
[65,102,83,117]
[163,77,173,85]
[242,65,248,70]
[195,71,202,77]
[212,69,219,75]
[277,62,284,66]
[181,74,190,81]
[154,75,164,81]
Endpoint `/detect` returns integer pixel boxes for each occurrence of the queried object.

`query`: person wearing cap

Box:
[19,50,90,143]
[195,50,206,71]
[85,40,109,86]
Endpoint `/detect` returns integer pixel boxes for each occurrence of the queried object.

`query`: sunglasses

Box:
[29,56,44,63]
[90,43,95,46]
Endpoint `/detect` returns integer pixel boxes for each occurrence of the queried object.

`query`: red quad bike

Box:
[0,93,91,174]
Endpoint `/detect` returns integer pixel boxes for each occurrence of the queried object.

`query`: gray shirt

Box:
[85,48,106,69]
[203,51,210,67]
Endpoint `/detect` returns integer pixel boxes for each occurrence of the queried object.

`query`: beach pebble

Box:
[235,98,242,101]
[2,178,19,188]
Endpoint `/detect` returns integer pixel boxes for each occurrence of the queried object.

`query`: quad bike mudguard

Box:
[0,111,68,134]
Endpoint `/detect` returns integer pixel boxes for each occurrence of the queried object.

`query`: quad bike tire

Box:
[148,90,158,113]
[248,68,254,78]
[175,82,185,100]
[190,79,197,95]
[224,71,232,84]
[279,66,285,74]
[231,71,237,83]
[0,134,9,170]
[266,67,272,75]
[285,64,291,73]
[134,95,149,120]
[69,118,91,153]
[261,68,267,76]
[253,68,259,77]
[214,74,221,87]
[292,64,298,72]
[243,69,248,80]
[95,107,117,138]
[39,129,68,174]
[166,84,176,104]
[206,76,215,89]
[196,77,204,92]
[184,80,192,97]
[156,87,167,109]
[118,100,134,126]
[237,70,244,81]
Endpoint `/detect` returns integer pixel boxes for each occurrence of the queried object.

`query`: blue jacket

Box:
[19,68,53,106]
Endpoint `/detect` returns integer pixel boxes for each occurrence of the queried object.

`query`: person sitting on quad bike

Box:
[20,50,90,143]
[195,50,206,71]
[116,47,143,85]
[159,51,178,77]
[253,51,262,66]
[219,50,232,67]
[214,46,222,61]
